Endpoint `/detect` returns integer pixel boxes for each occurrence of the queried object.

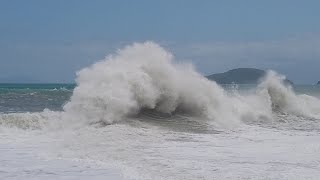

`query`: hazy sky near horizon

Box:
[0,0,319,84]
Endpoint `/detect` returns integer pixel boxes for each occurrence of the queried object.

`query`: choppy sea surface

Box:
[1,42,320,180]
[1,83,320,180]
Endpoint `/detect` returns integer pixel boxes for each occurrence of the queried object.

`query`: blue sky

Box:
[0,0,319,84]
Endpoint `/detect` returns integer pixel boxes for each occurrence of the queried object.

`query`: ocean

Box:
[1,42,320,180]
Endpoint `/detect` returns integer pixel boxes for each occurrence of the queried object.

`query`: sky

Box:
[0,0,319,84]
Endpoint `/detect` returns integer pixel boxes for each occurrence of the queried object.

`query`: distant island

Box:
[206,68,293,85]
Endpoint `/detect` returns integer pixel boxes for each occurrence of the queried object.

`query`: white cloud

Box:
[2,36,319,84]
[167,35,320,84]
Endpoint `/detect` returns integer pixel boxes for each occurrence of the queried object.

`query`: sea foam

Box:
[1,42,320,129]
[61,42,298,127]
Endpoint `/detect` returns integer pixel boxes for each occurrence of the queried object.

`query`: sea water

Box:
[1,42,320,180]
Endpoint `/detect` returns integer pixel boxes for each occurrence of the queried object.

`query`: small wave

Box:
[48,87,72,92]
[0,113,46,129]
[0,110,62,130]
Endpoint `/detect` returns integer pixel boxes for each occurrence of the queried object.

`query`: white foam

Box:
[258,71,320,119]
[2,42,320,130]
[1,42,320,180]
[62,42,272,127]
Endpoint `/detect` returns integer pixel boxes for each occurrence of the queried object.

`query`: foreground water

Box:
[1,83,320,180]
[1,42,320,179]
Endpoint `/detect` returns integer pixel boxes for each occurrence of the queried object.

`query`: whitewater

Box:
[1,42,320,179]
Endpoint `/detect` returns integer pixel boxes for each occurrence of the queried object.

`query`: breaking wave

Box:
[62,42,267,127]
[0,110,62,130]
[62,41,320,127]
[258,71,320,119]
[1,42,320,130]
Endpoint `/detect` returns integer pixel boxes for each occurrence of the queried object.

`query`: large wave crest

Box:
[2,42,320,130]
[63,42,271,127]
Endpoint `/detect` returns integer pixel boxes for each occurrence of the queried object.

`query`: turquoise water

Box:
[294,85,320,97]
[0,83,76,90]
[0,84,75,113]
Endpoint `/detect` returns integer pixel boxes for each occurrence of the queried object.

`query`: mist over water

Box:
[60,42,320,128]
[1,42,320,179]
[63,42,246,127]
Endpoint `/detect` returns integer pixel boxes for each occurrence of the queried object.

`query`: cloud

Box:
[190,37,319,60]
[1,35,319,84]
[167,34,320,84]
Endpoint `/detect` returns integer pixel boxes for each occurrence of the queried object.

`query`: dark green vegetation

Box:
[206,68,293,85]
